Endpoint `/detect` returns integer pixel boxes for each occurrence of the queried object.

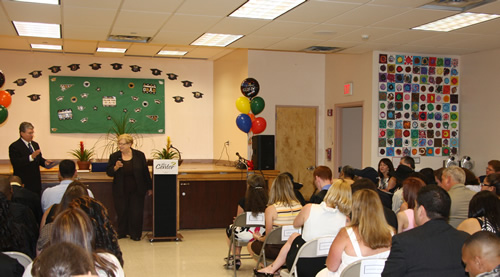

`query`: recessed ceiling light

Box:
[13,21,61,38]
[412,12,500,32]
[31,44,62,50]
[191,33,243,47]
[157,50,188,56]
[230,0,305,20]
[96,47,127,53]
[13,0,59,5]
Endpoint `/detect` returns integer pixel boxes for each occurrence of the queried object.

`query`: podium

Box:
[148,160,183,242]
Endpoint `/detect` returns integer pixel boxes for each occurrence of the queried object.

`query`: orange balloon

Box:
[248,113,255,122]
[0,91,11,108]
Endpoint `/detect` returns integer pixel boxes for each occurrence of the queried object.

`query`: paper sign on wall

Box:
[281,225,301,241]
[153,159,178,175]
[246,212,265,225]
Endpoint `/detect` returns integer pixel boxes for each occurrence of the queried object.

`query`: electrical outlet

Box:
[225,140,230,146]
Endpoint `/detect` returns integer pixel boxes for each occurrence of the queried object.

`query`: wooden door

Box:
[276,106,317,200]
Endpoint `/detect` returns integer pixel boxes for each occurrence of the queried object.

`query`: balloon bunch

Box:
[235,78,267,134]
[0,70,10,124]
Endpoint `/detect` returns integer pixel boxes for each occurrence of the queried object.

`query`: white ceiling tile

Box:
[468,1,500,14]
[151,31,201,45]
[230,35,285,49]
[452,18,500,35]
[63,25,110,40]
[208,17,269,35]
[371,30,440,45]
[266,38,325,51]
[408,33,477,47]
[64,0,122,9]
[113,10,171,29]
[278,1,361,23]
[126,44,164,56]
[252,21,317,37]
[161,14,223,32]
[176,0,247,16]
[325,5,411,27]
[292,24,360,40]
[3,1,61,23]
[111,28,158,37]
[333,27,401,42]
[370,0,433,8]
[63,6,116,27]
[371,9,457,29]
[184,46,230,59]
[0,7,16,36]
[120,0,184,13]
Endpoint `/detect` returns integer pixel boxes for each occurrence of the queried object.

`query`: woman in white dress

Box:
[316,189,394,277]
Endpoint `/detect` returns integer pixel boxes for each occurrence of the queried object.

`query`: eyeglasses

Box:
[480,183,492,187]
[118,142,130,146]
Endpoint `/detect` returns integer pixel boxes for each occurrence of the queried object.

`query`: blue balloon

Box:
[236,114,252,133]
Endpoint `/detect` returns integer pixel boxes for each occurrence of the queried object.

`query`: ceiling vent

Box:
[420,0,496,12]
[302,46,344,53]
[108,35,151,43]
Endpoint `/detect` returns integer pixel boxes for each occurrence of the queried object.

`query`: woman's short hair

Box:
[117,134,133,145]
[32,242,96,277]
[488,160,500,172]
[402,177,426,209]
[268,173,299,207]
[323,179,352,216]
[486,173,500,196]
[313,166,332,181]
[443,166,466,184]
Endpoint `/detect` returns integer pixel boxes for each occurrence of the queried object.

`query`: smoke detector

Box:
[302,46,344,53]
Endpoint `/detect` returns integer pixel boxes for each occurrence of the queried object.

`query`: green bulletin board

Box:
[49,76,165,133]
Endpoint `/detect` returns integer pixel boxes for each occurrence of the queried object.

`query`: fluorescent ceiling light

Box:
[13,0,59,4]
[31,44,62,50]
[157,50,188,56]
[230,0,305,20]
[412,12,500,32]
[191,33,243,47]
[96,47,127,53]
[13,21,61,38]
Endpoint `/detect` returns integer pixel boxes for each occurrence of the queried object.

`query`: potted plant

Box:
[69,141,95,170]
[152,137,182,165]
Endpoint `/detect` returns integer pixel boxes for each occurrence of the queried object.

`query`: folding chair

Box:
[339,258,387,277]
[3,251,33,269]
[224,212,265,277]
[254,226,285,269]
[280,235,334,277]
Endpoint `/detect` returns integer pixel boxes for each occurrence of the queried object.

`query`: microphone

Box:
[236,152,245,160]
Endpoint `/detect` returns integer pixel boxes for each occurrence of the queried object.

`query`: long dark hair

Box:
[378,158,395,180]
[0,192,25,253]
[245,174,268,216]
[468,191,500,231]
[52,181,89,221]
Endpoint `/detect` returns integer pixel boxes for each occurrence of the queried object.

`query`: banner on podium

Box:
[153,160,179,175]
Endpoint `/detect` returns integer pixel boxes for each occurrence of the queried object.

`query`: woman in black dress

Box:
[106,134,152,241]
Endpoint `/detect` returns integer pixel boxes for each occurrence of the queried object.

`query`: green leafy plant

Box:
[68,141,95,161]
[93,113,142,160]
[152,137,181,160]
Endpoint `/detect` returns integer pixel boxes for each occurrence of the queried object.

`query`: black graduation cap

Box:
[130,65,141,72]
[181,80,192,87]
[28,94,41,101]
[14,78,27,86]
[6,89,15,96]
[48,66,61,73]
[29,71,42,78]
[111,63,122,70]
[192,91,203,99]
[151,68,162,76]
[173,96,184,103]
[68,64,80,71]
[89,63,102,70]
[167,73,178,80]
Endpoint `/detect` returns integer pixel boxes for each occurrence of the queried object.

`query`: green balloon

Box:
[250,97,265,115]
[0,105,8,124]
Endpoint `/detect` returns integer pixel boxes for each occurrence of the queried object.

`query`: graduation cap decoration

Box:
[151,68,162,76]
[28,94,41,101]
[130,65,141,72]
[14,78,27,86]
[123,108,128,113]
[48,66,61,73]
[146,115,159,122]
[181,80,193,87]
[29,71,42,78]
[192,91,203,99]
[0,71,4,87]
[154,99,161,104]
[6,89,15,96]
[167,73,178,80]
[93,106,98,111]
[68,64,80,71]
[111,63,122,70]
[173,96,184,103]
[89,63,102,70]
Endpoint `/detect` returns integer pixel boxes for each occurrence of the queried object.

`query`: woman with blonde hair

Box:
[247,173,302,260]
[255,179,352,277]
[317,189,393,277]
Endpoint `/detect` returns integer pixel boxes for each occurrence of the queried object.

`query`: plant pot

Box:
[77,161,91,170]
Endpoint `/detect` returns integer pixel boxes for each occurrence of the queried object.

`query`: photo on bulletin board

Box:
[377,53,459,157]
[49,76,165,134]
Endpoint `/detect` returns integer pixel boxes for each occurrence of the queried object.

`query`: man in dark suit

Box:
[8,175,42,223]
[8,122,52,196]
[382,185,470,277]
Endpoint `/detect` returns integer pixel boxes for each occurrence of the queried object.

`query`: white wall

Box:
[0,50,213,160]
[248,50,326,164]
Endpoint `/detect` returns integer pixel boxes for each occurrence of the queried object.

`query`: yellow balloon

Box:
[235,96,251,114]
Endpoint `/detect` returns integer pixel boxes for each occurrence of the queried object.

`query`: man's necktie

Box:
[28,142,34,154]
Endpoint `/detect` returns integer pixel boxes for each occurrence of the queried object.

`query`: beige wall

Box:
[213,49,248,163]
[0,50,214,160]
[460,48,500,176]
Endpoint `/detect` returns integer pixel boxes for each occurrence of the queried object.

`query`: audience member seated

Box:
[283,172,306,206]
[41,160,94,212]
[457,191,500,235]
[389,165,413,213]
[464,168,481,192]
[255,179,352,277]
[396,177,426,233]
[382,185,470,276]
[440,166,477,228]
[0,191,33,258]
[351,178,398,231]
[482,173,500,197]
[70,196,124,267]
[316,189,393,277]
[0,252,24,277]
[225,174,268,270]
[377,158,395,190]
[462,231,500,277]
[434,167,445,187]
[480,160,500,183]
[419,167,437,185]
[31,242,97,277]
[247,173,302,260]
[338,165,355,184]
[354,167,392,209]
[309,166,333,204]
[9,175,42,223]
[400,156,416,170]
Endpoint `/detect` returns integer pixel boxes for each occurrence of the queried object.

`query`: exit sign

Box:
[344,82,353,95]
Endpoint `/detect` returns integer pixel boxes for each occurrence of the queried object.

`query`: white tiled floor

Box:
[119,229,255,277]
